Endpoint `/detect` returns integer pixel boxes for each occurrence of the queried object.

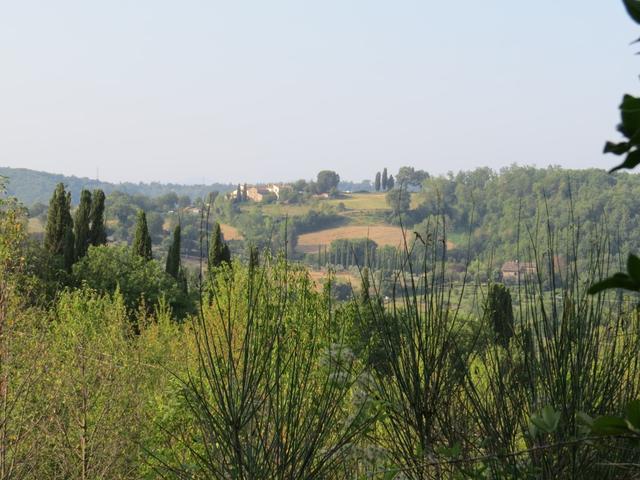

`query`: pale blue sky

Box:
[0,1,638,184]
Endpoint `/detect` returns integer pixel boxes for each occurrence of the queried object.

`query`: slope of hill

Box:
[0,167,234,206]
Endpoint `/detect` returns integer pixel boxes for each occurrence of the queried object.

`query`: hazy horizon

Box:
[1,1,638,184]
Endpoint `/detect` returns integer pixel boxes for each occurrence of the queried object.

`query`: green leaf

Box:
[530,406,560,434]
[383,468,400,480]
[625,400,640,431]
[610,149,640,173]
[436,443,461,458]
[587,272,639,294]
[542,406,561,431]
[623,0,640,25]
[620,94,640,136]
[628,254,640,282]
[591,416,630,435]
[577,411,594,427]
[604,141,631,155]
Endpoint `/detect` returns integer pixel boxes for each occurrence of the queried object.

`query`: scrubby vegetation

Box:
[2,173,640,479]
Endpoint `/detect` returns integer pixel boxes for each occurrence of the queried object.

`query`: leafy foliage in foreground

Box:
[4,181,640,478]
[73,245,191,319]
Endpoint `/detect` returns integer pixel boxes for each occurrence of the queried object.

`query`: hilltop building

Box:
[501,260,536,282]
[229,183,288,202]
[500,256,565,282]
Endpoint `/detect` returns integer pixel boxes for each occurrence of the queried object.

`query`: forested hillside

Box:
[0,166,234,205]
[411,166,640,264]
[19,165,640,287]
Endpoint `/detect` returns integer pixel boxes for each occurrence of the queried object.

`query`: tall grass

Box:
[350,215,476,479]
[161,258,376,479]
[156,206,640,479]
[347,208,640,479]
[462,215,640,479]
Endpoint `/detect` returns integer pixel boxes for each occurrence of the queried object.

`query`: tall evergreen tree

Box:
[236,184,242,203]
[387,175,395,190]
[74,189,92,260]
[63,224,75,272]
[208,222,231,269]
[177,267,188,295]
[165,224,182,279]
[381,168,388,191]
[375,172,381,192]
[360,267,371,304]
[89,189,107,246]
[242,183,248,201]
[222,243,231,264]
[485,283,514,348]
[248,243,259,272]
[44,183,74,257]
[132,210,152,261]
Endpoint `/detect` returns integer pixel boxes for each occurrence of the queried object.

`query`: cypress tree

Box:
[166,224,182,279]
[209,222,231,269]
[74,189,92,259]
[132,210,153,260]
[360,267,371,304]
[44,183,74,257]
[63,223,75,272]
[89,189,107,246]
[222,243,231,265]
[177,267,188,295]
[248,243,259,271]
[387,175,395,190]
[243,183,248,201]
[486,283,515,348]
[236,184,242,203]
[374,172,381,192]
[381,168,388,191]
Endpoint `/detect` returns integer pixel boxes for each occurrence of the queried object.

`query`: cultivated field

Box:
[296,224,409,254]
[307,269,361,289]
[325,192,390,211]
[220,223,243,240]
[243,203,313,217]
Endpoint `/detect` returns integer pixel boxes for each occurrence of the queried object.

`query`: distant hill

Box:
[0,167,234,206]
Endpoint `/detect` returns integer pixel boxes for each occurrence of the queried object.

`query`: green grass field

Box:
[239,191,418,221]
[325,192,390,211]
[241,203,313,217]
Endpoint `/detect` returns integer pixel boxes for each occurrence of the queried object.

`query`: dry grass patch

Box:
[256,204,313,217]
[297,224,455,254]
[307,269,360,291]
[296,225,409,254]
[221,223,243,241]
[27,217,44,234]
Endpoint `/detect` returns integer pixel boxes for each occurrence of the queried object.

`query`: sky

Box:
[1,1,639,184]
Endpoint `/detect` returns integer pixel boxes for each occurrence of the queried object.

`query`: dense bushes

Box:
[2,188,640,478]
[291,207,345,235]
[73,245,193,319]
